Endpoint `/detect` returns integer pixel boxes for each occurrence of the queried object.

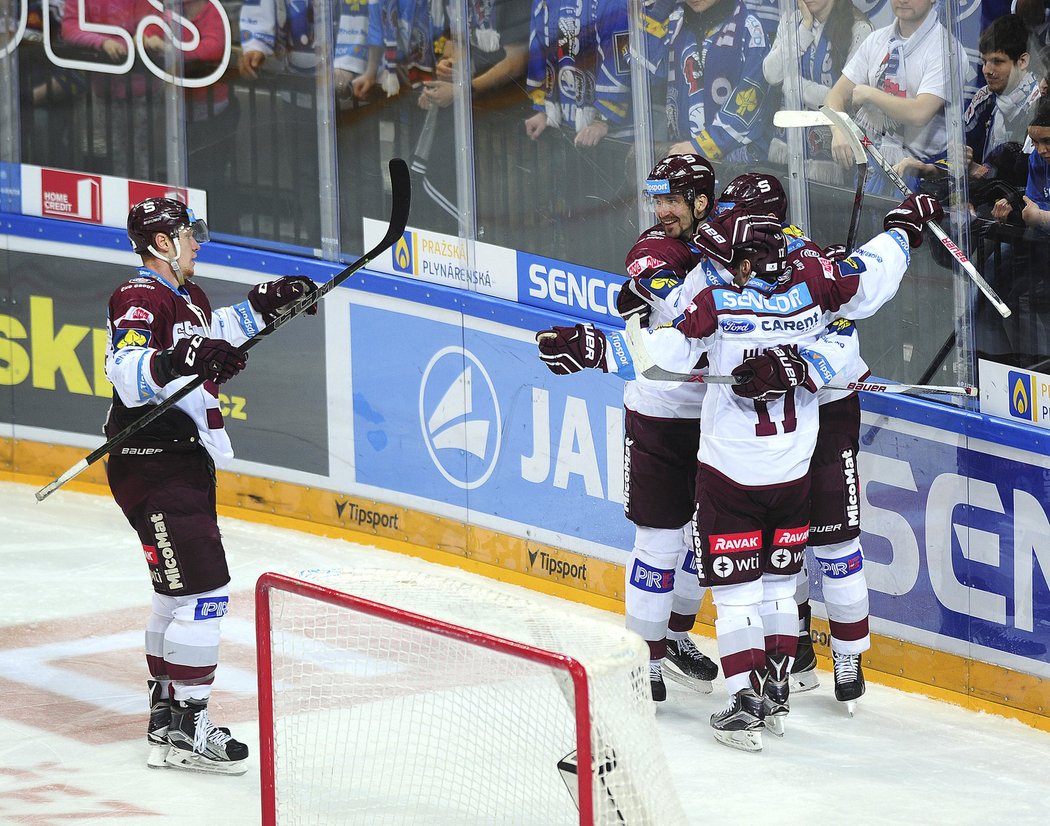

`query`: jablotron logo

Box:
[420,346,501,489]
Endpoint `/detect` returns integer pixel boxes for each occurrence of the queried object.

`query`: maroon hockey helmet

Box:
[735,222,788,283]
[127,197,209,254]
[644,153,716,207]
[716,173,788,223]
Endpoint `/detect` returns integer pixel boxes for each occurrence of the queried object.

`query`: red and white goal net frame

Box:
[255,569,685,826]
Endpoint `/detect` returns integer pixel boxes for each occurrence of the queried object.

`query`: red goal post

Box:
[255,569,686,826]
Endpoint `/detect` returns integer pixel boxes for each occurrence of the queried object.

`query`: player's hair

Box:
[978,13,1029,63]
[824,0,872,78]
[1029,101,1050,129]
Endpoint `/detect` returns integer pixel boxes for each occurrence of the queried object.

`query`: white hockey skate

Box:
[710,689,765,753]
[833,651,865,717]
[663,637,717,694]
[165,699,249,775]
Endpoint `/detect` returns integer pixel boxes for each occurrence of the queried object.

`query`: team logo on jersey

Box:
[627,255,667,276]
[115,328,151,349]
[838,256,867,276]
[420,346,501,490]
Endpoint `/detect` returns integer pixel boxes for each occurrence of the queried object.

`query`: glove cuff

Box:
[152,349,180,386]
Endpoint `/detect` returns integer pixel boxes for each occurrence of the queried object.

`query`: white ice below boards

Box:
[0,480,1047,824]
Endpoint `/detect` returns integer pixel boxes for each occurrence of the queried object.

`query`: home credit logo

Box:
[40,168,102,223]
[128,180,187,207]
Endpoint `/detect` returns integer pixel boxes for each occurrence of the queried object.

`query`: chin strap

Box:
[148,236,185,285]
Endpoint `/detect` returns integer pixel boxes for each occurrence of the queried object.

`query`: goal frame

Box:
[255,571,597,826]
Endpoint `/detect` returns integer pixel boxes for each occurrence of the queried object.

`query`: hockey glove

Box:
[883,193,943,248]
[248,276,319,325]
[822,244,848,262]
[615,279,653,326]
[156,335,247,385]
[694,207,781,266]
[536,323,608,375]
[731,345,814,401]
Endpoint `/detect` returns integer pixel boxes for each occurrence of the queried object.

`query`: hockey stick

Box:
[624,316,977,396]
[35,158,412,503]
[774,108,1011,319]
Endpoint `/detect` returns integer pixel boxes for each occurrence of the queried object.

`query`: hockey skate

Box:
[710,689,765,753]
[663,636,717,694]
[833,651,865,716]
[649,660,667,702]
[790,627,820,693]
[146,680,171,769]
[166,699,249,775]
[762,656,790,738]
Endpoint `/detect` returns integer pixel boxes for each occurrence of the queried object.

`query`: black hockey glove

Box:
[615,279,653,326]
[883,193,943,248]
[732,345,814,401]
[535,323,608,375]
[155,335,247,385]
[248,276,319,325]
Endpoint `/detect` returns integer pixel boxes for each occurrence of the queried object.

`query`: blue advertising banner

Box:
[349,302,631,557]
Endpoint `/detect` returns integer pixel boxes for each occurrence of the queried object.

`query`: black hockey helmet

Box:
[716,173,788,223]
[734,223,788,283]
[644,153,716,206]
[127,197,209,255]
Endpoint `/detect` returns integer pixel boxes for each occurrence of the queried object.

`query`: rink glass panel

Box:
[3,0,1049,402]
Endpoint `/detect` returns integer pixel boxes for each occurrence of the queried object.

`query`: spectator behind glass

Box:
[62,0,179,179]
[415,0,529,233]
[982,102,1050,367]
[524,0,632,147]
[904,13,1038,190]
[654,0,773,174]
[238,0,369,248]
[762,0,873,180]
[823,0,965,195]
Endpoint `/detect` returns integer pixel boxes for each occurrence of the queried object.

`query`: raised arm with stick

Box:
[36,158,411,503]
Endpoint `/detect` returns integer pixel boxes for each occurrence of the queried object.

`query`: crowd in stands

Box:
[11,0,1050,365]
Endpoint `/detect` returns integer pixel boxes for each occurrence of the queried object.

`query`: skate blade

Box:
[765,715,786,737]
[165,749,248,776]
[147,743,170,769]
[663,667,713,695]
[844,699,858,717]
[712,726,763,752]
[790,671,820,693]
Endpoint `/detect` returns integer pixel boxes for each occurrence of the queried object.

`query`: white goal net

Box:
[256,568,687,826]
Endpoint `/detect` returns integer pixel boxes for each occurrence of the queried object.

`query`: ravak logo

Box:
[393,231,415,275]
[420,346,501,489]
[1009,371,1035,421]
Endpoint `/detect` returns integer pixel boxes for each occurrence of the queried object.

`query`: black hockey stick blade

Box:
[36,159,411,502]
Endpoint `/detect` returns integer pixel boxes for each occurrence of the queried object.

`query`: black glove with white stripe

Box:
[535,324,609,375]
[883,194,943,248]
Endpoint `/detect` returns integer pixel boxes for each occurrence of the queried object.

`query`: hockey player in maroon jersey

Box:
[546,154,723,701]
[105,197,318,773]
[616,154,724,700]
[712,172,874,711]
[536,189,942,749]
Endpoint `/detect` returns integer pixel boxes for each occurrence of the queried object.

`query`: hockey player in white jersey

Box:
[541,154,722,701]
[536,189,942,749]
[105,198,319,773]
